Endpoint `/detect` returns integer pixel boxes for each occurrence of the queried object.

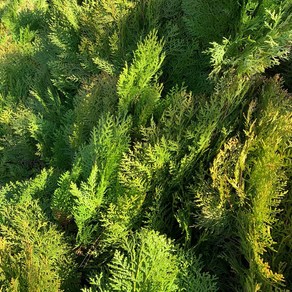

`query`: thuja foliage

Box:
[83,229,217,292]
[0,0,292,291]
[0,198,77,291]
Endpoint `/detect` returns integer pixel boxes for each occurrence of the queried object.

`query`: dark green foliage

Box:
[0,0,50,101]
[0,0,291,291]
[71,73,119,147]
[181,0,240,44]
[0,106,41,183]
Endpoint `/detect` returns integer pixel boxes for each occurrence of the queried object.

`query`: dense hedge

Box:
[0,0,291,291]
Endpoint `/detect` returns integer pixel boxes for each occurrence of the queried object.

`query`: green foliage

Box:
[181,0,240,44]
[0,0,48,39]
[208,1,292,78]
[157,0,211,94]
[84,229,217,292]
[178,250,218,292]
[28,89,65,162]
[0,0,50,101]
[51,165,81,223]
[94,229,179,292]
[47,0,83,94]
[117,30,165,127]
[0,0,291,291]
[0,106,41,183]
[0,168,58,219]
[194,78,292,290]
[0,199,77,291]
[237,79,292,290]
[71,73,119,148]
[52,114,130,244]
[77,0,135,71]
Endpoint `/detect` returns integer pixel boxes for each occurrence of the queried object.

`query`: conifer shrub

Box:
[0,0,291,291]
[117,30,165,128]
[83,229,217,292]
[0,168,57,217]
[52,114,130,245]
[70,73,119,148]
[181,0,240,44]
[0,106,41,183]
[194,77,292,290]
[0,199,78,291]
[0,0,49,101]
